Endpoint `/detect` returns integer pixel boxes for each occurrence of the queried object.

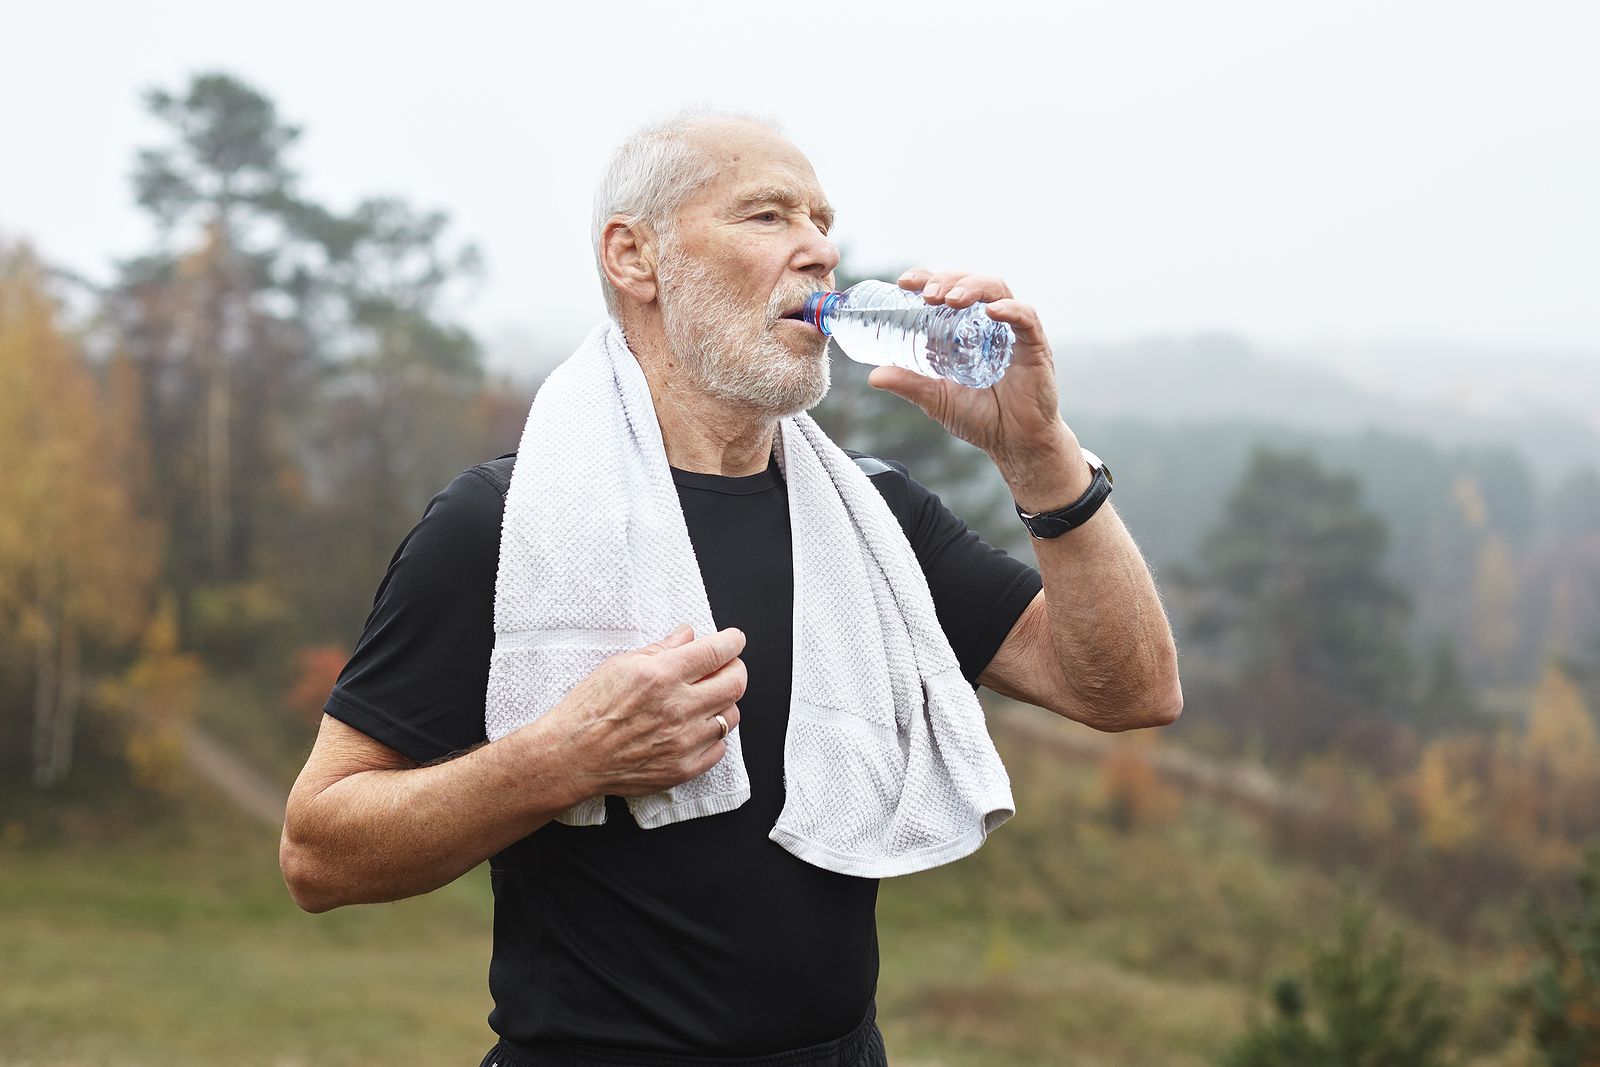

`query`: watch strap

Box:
[1015,458,1113,539]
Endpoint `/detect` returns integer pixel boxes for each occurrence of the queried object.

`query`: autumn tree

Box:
[1528,664,1600,783]
[94,594,204,793]
[0,241,160,786]
[1400,662,1600,901]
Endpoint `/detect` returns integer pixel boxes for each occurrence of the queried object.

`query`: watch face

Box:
[1081,446,1112,486]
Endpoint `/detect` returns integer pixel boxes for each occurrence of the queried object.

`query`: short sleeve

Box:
[323,466,505,763]
[859,455,1043,686]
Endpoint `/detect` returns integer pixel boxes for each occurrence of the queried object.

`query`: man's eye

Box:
[752,211,781,222]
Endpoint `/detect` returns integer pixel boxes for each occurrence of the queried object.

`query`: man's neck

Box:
[623,319,779,477]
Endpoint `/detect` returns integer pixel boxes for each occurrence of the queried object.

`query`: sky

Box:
[4,0,1598,381]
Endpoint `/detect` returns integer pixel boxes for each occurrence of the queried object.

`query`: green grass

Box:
[0,794,495,1066]
[0,724,1540,1066]
[875,731,1533,1067]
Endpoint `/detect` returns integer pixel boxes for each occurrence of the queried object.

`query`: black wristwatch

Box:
[1015,447,1113,539]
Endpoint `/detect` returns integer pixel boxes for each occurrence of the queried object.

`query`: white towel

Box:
[486,321,1014,877]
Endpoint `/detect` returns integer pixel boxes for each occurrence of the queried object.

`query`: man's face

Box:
[653,122,841,418]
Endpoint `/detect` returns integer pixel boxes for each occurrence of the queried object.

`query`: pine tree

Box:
[1220,908,1456,1067]
[1182,446,1415,752]
[1521,846,1600,1066]
[109,72,319,600]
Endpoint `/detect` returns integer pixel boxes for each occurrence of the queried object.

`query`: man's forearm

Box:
[280,719,581,912]
[1000,426,1183,726]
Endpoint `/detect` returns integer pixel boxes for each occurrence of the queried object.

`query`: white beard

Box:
[655,245,831,419]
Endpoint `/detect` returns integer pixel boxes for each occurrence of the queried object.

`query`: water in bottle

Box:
[798,279,1015,388]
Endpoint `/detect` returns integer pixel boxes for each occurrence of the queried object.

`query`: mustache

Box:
[765,284,830,325]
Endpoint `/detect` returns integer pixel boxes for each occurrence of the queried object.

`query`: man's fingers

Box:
[694,653,748,708]
[897,269,1015,308]
[637,623,694,655]
[913,271,969,304]
[940,274,1013,308]
[663,626,746,682]
[869,364,947,411]
[691,738,729,776]
[982,298,1048,351]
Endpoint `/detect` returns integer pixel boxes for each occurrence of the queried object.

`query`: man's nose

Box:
[792,222,840,279]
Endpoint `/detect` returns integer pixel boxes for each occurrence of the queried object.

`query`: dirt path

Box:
[184,725,289,829]
[989,699,1327,818]
[178,699,1322,836]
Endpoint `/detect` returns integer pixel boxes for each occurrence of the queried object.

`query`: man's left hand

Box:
[867,269,1087,508]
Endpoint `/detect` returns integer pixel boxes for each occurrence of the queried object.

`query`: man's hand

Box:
[866,269,1088,511]
[545,624,747,800]
[280,625,744,911]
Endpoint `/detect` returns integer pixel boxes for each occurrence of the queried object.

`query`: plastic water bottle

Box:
[799,280,1015,388]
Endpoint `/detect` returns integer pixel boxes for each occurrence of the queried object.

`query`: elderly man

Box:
[280,112,1181,1067]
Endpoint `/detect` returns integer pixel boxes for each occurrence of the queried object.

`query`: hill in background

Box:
[1060,333,1600,485]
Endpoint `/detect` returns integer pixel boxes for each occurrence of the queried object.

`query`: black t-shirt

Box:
[325,449,1042,1057]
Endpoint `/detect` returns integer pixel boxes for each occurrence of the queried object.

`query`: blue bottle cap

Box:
[801,291,842,336]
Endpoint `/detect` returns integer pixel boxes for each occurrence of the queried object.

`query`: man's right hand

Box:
[281,625,745,911]
[543,624,747,800]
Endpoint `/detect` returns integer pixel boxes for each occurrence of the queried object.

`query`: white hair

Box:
[591,108,783,317]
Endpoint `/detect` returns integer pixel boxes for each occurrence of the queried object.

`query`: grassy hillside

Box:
[0,714,1539,1066]
[0,790,495,1066]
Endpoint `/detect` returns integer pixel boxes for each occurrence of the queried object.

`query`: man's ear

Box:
[601,219,658,306]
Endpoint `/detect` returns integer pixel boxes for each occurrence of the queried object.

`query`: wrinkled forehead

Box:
[680,120,830,215]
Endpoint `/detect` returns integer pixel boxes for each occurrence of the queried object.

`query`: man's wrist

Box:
[996,427,1093,513]
[504,716,594,815]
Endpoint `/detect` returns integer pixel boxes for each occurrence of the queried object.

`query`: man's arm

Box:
[280,624,747,912]
[279,714,579,913]
[978,500,1183,730]
[869,268,1182,731]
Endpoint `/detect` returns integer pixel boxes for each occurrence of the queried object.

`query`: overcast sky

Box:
[4,0,1597,378]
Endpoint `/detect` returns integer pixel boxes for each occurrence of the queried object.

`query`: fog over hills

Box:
[1059,335,1600,484]
[481,324,1600,488]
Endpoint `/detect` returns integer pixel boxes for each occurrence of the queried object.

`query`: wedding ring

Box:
[714,713,730,740]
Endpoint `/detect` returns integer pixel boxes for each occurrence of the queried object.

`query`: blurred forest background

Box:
[4,73,1600,1066]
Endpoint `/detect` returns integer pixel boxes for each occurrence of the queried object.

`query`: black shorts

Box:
[477,1003,888,1067]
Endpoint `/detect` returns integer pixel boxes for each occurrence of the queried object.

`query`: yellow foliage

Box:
[1526,663,1600,785]
[124,729,189,795]
[1380,667,1600,877]
[1413,739,1484,852]
[0,243,159,647]
[0,239,166,785]
[95,594,205,793]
